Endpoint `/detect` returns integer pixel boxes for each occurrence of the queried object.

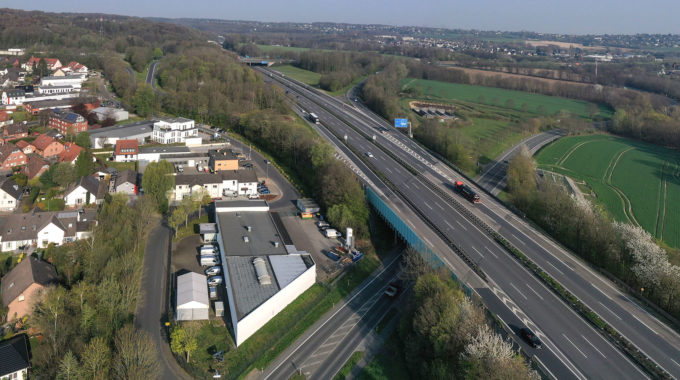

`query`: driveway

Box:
[134,218,193,380]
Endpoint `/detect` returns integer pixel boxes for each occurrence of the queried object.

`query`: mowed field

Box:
[401,78,613,119]
[273,64,321,86]
[536,134,680,247]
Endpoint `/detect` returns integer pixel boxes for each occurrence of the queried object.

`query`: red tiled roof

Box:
[15,140,30,149]
[115,139,139,156]
[22,155,49,179]
[58,142,83,163]
[0,111,10,122]
[31,134,58,151]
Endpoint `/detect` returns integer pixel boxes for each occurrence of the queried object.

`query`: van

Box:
[316,221,330,229]
[200,255,220,266]
[200,245,217,255]
[324,229,339,238]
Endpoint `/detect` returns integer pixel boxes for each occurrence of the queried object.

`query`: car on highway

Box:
[205,266,221,276]
[365,152,374,158]
[207,276,223,286]
[384,281,399,297]
[519,328,542,349]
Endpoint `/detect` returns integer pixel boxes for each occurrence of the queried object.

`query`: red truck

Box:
[454,181,481,204]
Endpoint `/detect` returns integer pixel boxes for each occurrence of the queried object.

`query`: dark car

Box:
[384,281,400,297]
[520,328,542,349]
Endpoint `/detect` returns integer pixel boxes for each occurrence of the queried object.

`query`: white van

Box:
[200,255,220,266]
[324,229,339,238]
[200,245,217,255]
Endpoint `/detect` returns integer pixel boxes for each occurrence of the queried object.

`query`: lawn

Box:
[358,332,410,380]
[536,134,680,247]
[333,351,365,380]
[273,64,321,86]
[401,78,613,119]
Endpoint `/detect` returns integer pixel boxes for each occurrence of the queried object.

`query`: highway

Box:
[261,67,680,379]
[474,129,565,195]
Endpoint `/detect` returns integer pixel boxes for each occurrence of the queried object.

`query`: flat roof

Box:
[88,121,155,138]
[225,256,279,320]
[139,146,192,155]
[217,211,288,257]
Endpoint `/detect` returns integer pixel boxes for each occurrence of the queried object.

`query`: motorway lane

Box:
[269,75,645,379]
[266,69,680,378]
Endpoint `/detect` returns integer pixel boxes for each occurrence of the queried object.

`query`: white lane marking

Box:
[590,283,612,300]
[422,236,433,246]
[455,220,468,231]
[545,260,565,275]
[497,316,509,330]
[631,313,659,335]
[525,283,544,301]
[598,302,622,320]
[672,358,680,368]
[534,356,559,380]
[511,233,527,246]
[445,220,455,230]
[485,246,499,259]
[582,335,607,359]
[403,183,410,189]
[263,254,402,380]
[471,246,483,258]
[562,334,587,358]
[412,182,420,190]
[435,202,444,211]
[424,202,433,210]
[385,167,393,173]
[509,282,528,300]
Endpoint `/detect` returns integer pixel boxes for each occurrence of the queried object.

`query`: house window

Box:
[18,294,24,302]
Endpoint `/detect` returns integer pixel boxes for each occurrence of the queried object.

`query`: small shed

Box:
[176,272,210,321]
[200,223,218,243]
[214,301,224,317]
[296,198,320,214]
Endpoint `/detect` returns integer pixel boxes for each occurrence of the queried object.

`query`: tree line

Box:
[397,250,539,379]
[506,149,680,319]
[28,194,160,379]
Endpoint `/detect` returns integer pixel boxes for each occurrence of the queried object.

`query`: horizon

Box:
[11,1,680,36]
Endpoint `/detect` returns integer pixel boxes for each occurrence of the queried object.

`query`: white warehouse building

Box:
[214,200,316,346]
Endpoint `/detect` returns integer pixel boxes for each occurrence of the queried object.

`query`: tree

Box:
[56,351,81,380]
[506,145,537,211]
[52,163,78,187]
[152,47,163,60]
[75,132,91,148]
[75,151,94,177]
[132,84,156,117]
[169,205,186,234]
[81,337,111,380]
[170,324,199,363]
[142,160,175,213]
[114,325,160,380]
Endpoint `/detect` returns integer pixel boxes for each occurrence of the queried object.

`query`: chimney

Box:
[273,241,279,248]
[246,226,252,232]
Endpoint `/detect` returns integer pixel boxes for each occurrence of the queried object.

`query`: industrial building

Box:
[176,272,210,321]
[88,120,155,148]
[212,200,316,346]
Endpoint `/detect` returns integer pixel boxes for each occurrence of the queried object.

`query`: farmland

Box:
[401,78,613,119]
[536,134,680,247]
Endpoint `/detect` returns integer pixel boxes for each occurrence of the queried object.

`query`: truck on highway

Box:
[308,112,320,124]
[454,181,481,204]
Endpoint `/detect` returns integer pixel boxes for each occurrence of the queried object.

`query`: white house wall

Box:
[37,223,65,248]
[64,186,90,206]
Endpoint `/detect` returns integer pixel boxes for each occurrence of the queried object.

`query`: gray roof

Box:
[139,146,192,155]
[159,117,193,123]
[1,255,57,307]
[0,334,30,376]
[0,178,22,200]
[0,209,95,245]
[176,272,209,307]
[269,255,313,288]
[217,210,288,257]
[199,223,217,234]
[115,169,137,187]
[88,121,155,139]
[175,170,258,187]
[225,256,279,320]
[67,176,101,198]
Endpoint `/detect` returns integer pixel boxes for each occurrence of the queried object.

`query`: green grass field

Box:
[274,64,321,86]
[536,134,680,247]
[401,78,613,119]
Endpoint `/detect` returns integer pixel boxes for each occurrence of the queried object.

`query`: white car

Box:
[207,276,223,286]
[365,152,374,158]
[205,266,221,276]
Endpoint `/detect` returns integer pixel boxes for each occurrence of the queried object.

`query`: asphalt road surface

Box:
[261,67,680,379]
[475,129,565,195]
[146,60,161,91]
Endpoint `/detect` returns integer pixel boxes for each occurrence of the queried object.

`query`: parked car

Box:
[248,194,260,199]
[365,152,374,158]
[520,328,542,349]
[316,221,330,228]
[207,276,223,286]
[205,266,221,276]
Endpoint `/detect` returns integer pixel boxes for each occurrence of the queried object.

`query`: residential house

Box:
[23,97,99,116]
[0,334,31,380]
[58,142,82,164]
[0,209,96,253]
[51,68,66,77]
[0,255,57,321]
[1,89,25,106]
[30,134,63,159]
[209,149,240,171]
[172,170,258,201]
[15,140,34,155]
[94,167,118,182]
[63,176,105,207]
[114,169,137,195]
[65,61,88,74]
[114,139,138,162]
[24,57,62,71]
[0,177,22,211]
[1,124,29,145]
[0,144,27,170]
[49,111,88,135]
[0,111,12,128]
[21,156,49,180]
[151,117,200,145]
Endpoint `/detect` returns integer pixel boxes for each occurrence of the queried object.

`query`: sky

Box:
[14,0,680,35]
